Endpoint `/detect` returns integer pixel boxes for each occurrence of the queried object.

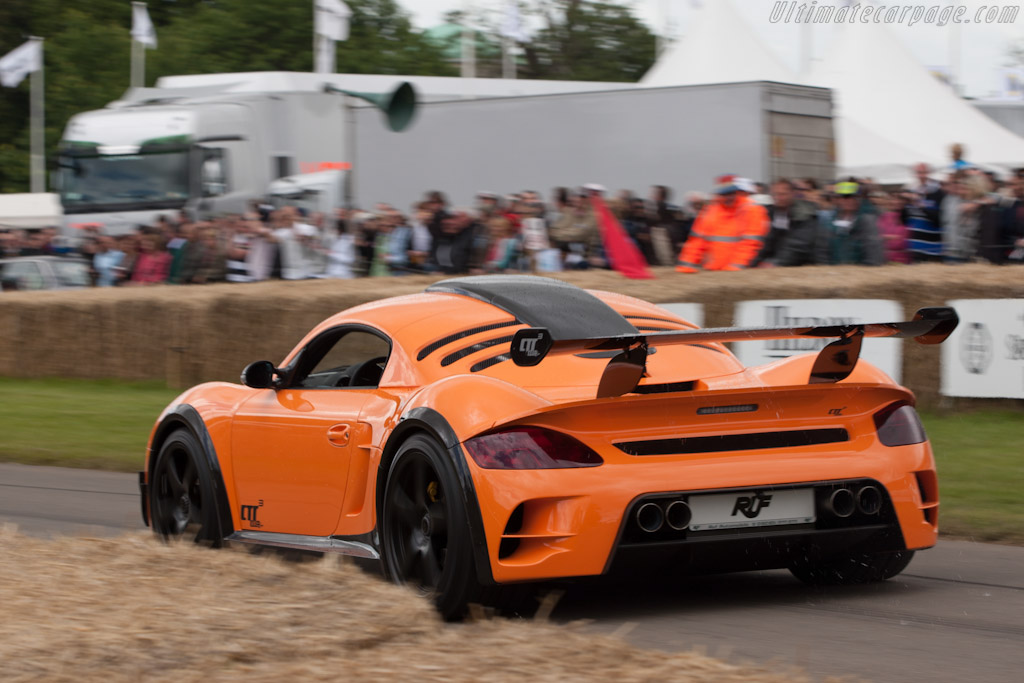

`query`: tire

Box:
[381,434,479,620]
[150,429,224,545]
[789,549,915,585]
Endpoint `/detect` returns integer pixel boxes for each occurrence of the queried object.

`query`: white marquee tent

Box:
[640,0,795,88]
[807,19,1024,182]
[639,0,1024,183]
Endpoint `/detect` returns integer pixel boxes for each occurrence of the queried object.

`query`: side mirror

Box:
[241,360,278,389]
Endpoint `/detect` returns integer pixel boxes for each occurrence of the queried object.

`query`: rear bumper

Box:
[468,443,938,584]
[605,478,909,576]
[607,524,906,577]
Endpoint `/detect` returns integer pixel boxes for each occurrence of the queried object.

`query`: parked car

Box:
[0,256,91,292]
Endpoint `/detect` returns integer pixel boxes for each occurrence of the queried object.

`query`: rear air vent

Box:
[440,336,515,367]
[697,404,758,415]
[633,381,695,394]
[417,320,521,361]
[616,428,850,456]
[471,353,511,372]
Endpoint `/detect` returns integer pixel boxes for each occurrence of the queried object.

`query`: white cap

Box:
[734,177,757,194]
[582,183,607,193]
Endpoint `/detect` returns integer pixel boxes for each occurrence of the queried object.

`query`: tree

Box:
[519,0,656,82]
[147,0,456,80]
[0,0,454,193]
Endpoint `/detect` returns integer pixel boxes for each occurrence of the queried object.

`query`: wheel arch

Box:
[148,404,234,541]
[377,407,495,585]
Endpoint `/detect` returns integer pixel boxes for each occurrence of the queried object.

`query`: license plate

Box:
[688,488,815,531]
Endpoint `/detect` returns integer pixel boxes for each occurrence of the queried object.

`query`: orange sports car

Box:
[139,275,957,618]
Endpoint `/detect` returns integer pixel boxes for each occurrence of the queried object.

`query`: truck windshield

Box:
[59,151,189,211]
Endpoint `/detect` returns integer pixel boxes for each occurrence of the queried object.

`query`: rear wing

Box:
[509,307,959,398]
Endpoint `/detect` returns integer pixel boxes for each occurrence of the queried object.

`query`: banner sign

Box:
[942,299,1024,399]
[732,300,903,382]
[656,303,704,328]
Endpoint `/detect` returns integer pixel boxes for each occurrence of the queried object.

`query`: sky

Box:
[397,0,1024,98]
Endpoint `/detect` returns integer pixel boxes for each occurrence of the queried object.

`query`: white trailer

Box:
[56,72,833,234]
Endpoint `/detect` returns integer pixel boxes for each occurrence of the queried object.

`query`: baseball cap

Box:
[734,177,757,194]
[835,181,860,196]
[713,174,739,194]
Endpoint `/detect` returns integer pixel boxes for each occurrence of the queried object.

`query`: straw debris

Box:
[0,528,824,682]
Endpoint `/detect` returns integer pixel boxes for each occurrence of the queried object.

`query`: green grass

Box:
[921,410,1024,545]
[0,378,1022,543]
[0,378,181,472]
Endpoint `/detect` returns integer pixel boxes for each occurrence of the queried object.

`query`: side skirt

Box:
[226,530,380,560]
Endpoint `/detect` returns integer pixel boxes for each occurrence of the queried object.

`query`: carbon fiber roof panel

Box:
[426,276,638,341]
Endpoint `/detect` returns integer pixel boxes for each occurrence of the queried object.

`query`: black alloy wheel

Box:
[382,434,478,619]
[150,430,220,544]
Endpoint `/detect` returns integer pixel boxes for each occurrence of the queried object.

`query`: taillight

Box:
[873,402,927,447]
[464,427,603,470]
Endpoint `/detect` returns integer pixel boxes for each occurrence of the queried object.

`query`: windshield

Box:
[51,260,91,287]
[270,189,323,218]
[60,151,189,210]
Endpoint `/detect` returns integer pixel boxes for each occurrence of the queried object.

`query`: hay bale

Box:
[0,528,823,682]
[2,265,1022,408]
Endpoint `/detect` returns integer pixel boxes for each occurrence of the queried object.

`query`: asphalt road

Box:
[2,462,1022,682]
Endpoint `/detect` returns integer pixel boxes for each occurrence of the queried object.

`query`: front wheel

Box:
[789,549,915,585]
[150,429,223,545]
[381,434,479,620]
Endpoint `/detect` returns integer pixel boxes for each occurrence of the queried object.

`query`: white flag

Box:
[500,1,528,42]
[315,0,352,42]
[0,40,42,88]
[132,3,158,48]
[315,34,335,74]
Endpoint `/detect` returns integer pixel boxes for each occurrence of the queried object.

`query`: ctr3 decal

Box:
[240,500,264,528]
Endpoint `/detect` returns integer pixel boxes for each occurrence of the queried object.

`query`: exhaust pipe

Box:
[827,488,855,518]
[857,485,882,515]
[636,502,664,533]
[665,500,692,531]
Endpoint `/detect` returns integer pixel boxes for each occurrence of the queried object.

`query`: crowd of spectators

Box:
[3,150,1024,290]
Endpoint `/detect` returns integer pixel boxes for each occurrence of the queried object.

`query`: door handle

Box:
[327,423,350,447]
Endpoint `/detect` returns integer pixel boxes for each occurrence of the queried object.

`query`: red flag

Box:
[590,195,654,279]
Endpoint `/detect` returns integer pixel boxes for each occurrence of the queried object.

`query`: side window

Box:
[200,148,228,197]
[2,261,45,290]
[296,328,391,389]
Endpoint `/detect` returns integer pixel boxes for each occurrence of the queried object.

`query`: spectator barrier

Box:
[1,264,1022,409]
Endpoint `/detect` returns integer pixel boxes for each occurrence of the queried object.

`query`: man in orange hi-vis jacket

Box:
[676,175,769,273]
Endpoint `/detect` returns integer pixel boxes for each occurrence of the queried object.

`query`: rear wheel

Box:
[381,434,479,620]
[789,550,915,585]
[150,430,222,545]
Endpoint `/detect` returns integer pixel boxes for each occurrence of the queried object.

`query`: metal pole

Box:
[461,26,475,78]
[130,39,141,88]
[502,36,515,79]
[130,1,146,88]
[344,95,356,210]
[29,36,45,193]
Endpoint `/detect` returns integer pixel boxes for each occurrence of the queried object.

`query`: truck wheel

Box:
[789,550,915,585]
[150,429,222,545]
[381,434,479,620]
